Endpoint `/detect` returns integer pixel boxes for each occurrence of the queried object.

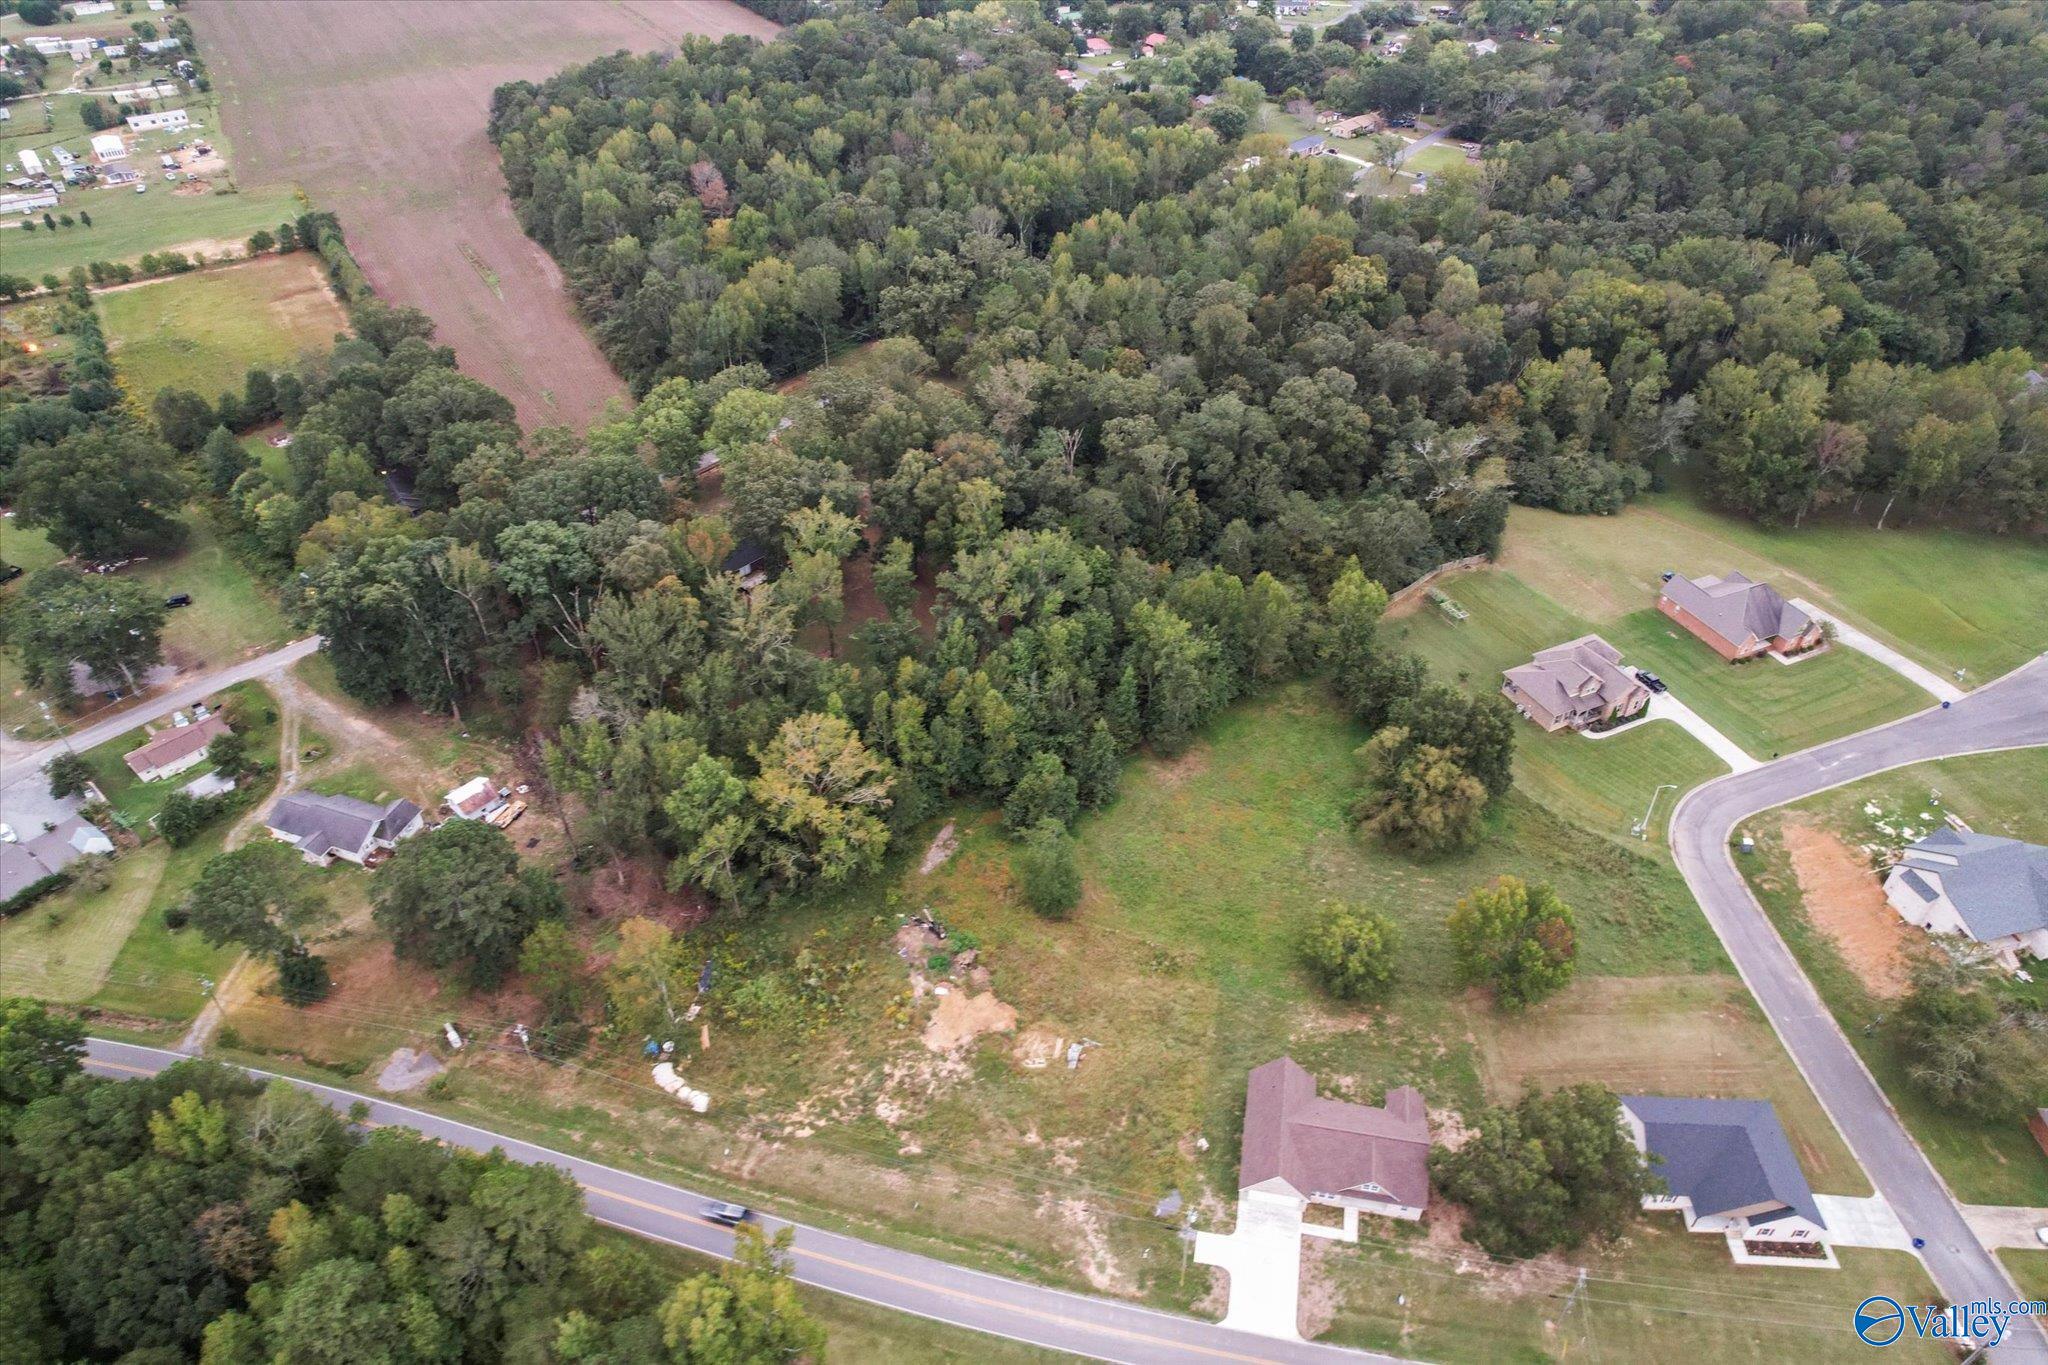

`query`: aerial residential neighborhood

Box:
[1,0,2044,1360]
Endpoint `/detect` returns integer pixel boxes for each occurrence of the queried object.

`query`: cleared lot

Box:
[185,0,779,430]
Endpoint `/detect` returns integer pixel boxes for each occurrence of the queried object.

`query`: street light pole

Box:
[1632,783,1678,839]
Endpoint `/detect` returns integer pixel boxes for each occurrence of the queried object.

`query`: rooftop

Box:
[1623,1095,1823,1229]
[1900,829,2048,941]
[1661,571,1811,648]
[1240,1057,1431,1209]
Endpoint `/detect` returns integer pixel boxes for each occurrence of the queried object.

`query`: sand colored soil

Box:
[1781,817,1917,997]
[922,988,1018,1052]
[188,0,779,431]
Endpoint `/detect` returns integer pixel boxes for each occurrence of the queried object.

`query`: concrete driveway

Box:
[1963,1206,2048,1251]
[1790,599,1965,702]
[1194,1191,1310,1340]
[1581,691,1759,773]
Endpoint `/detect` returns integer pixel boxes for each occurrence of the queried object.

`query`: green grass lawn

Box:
[1744,749,2048,1206]
[1603,609,1929,757]
[1389,570,1730,845]
[1323,1224,1943,1363]
[1,180,305,278]
[1502,498,2048,685]
[1392,564,1927,769]
[100,252,349,403]
[0,844,170,1005]
[1401,141,1474,176]
[2000,1250,2048,1303]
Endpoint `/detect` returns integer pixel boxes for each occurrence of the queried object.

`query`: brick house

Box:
[1657,571,1822,661]
[1501,635,1650,732]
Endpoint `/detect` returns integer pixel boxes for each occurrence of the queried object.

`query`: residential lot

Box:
[185,0,779,430]
[2,89,301,278]
[1502,498,2048,685]
[99,252,348,403]
[186,683,1889,1356]
[1742,748,2048,1206]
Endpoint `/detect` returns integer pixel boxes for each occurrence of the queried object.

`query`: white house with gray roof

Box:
[1622,1095,1833,1266]
[1885,829,2048,971]
[264,791,423,867]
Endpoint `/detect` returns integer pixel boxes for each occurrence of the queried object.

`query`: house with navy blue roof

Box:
[1622,1095,1834,1266]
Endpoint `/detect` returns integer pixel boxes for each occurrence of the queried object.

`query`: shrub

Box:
[274,948,332,1006]
[1431,1085,1653,1258]
[158,790,231,846]
[162,902,191,931]
[1013,819,1081,918]
[1302,903,1399,1003]
[1447,875,1578,1010]
[1,872,71,919]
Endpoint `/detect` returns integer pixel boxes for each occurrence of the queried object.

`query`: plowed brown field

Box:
[187,0,778,431]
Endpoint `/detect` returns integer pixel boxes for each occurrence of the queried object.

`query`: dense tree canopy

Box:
[490,4,2046,534]
[0,1000,822,1362]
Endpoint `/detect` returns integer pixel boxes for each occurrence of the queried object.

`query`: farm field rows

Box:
[184,0,779,430]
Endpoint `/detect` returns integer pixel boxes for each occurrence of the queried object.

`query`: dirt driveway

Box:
[187,0,778,431]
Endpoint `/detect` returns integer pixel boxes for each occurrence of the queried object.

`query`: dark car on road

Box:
[1635,669,1667,694]
[702,1202,752,1226]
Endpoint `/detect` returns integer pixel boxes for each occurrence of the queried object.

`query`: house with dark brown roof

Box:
[1657,571,1821,661]
[1501,635,1649,732]
[123,713,232,782]
[1239,1057,1431,1223]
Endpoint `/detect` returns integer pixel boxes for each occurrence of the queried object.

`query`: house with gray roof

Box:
[1621,1095,1833,1265]
[1239,1057,1432,1229]
[1501,634,1649,732]
[263,791,423,867]
[1287,134,1327,157]
[1657,570,1821,661]
[0,816,114,901]
[1884,829,2048,971]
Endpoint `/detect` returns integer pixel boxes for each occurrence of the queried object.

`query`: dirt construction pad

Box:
[1780,817,1918,997]
[187,0,779,432]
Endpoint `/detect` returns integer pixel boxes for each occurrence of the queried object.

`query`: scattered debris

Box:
[1013,1025,1065,1069]
[442,1021,464,1050]
[652,1061,710,1112]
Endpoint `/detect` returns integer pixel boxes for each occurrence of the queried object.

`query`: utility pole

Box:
[1633,783,1677,839]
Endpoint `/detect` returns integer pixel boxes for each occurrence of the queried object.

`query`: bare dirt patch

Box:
[921,988,1018,1052]
[1781,817,1917,997]
[188,0,779,432]
[918,822,959,875]
[376,1046,445,1092]
[1149,743,1212,788]
[582,856,709,929]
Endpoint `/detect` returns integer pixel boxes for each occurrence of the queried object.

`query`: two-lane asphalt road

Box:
[1669,654,2048,1357]
[84,1039,1399,1365]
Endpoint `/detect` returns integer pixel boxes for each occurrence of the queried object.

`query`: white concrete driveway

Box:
[1963,1205,2048,1251]
[1790,598,1965,702]
[1194,1191,1309,1340]
[1816,1193,1914,1250]
[1580,691,1760,773]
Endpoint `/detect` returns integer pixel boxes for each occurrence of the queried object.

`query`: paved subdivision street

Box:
[1670,654,2048,1358]
[84,1039,1405,1365]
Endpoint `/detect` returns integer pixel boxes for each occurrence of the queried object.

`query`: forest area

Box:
[1,0,2045,1357]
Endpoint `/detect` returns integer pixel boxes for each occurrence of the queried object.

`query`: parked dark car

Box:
[702,1202,752,1226]
[164,593,192,608]
[1636,670,1667,694]
[0,563,22,584]
[1388,115,1417,128]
